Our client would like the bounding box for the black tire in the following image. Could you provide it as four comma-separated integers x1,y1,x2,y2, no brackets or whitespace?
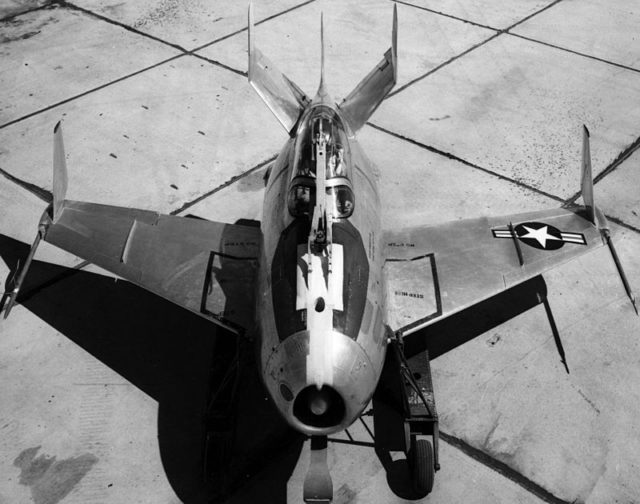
409,438,434,497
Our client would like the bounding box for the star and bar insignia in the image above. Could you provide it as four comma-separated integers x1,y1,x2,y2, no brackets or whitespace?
492,221,587,250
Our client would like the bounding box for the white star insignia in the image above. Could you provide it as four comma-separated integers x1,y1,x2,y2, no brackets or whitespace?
519,225,561,248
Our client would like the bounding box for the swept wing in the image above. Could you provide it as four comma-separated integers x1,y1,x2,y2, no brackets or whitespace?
382,125,638,354
5,123,260,334
43,201,260,335
383,206,604,337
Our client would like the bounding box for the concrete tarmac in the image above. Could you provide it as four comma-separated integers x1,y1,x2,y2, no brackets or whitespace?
1,1,639,503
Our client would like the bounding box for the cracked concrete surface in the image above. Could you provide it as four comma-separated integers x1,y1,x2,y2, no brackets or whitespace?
1,0,639,503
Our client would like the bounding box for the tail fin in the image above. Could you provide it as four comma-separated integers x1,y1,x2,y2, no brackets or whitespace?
1,122,63,318
580,125,609,230
248,3,309,134
581,125,595,224
339,4,398,133
317,12,327,98
582,126,638,314
53,121,68,223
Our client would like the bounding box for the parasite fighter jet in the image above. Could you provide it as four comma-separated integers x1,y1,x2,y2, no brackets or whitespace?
4,5,637,502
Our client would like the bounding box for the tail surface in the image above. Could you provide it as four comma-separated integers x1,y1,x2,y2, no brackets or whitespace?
2,122,63,318
581,125,595,224
581,126,637,314
53,121,68,223
338,4,398,133
247,3,310,134
247,4,398,135
317,12,328,98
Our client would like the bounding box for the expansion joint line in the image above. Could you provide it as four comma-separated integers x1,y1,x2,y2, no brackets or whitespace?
367,122,563,203
170,153,277,216
564,133,640,206
0,0,318,130
55,0,188,52
386,0,566,100
0,2,53,23
368,123,640,235
386,32,501,99
0,53,184,131
502,0,565,32
439,430,574,504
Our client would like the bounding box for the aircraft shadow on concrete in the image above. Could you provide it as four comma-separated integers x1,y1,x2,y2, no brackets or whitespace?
0,233,304,504
406,273,555,360
345,274,558,500
1,231,560,503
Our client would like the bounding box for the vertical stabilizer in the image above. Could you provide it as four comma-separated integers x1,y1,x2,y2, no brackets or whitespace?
581,125,595,224
581,126,637,314
53,121,68,222
317,12,328,98
391,3,398,81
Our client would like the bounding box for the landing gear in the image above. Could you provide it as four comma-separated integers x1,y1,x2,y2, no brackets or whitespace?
408,436,434,497
372,339,439,499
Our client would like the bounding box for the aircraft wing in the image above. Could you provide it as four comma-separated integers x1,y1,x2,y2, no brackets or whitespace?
42,201,260,335
383,206,605,338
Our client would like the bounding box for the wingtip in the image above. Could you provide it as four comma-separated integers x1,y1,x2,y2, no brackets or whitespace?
248,2,254,31
392,4,398,43
390,3,398,82
54,120,62,134
583,124,590,137
247,2,255,75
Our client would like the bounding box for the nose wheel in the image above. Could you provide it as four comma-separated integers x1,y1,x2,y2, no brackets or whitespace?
409,436,435,497
304,435,333,503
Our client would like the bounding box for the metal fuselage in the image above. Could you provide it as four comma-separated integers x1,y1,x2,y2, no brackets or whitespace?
257,93,388,436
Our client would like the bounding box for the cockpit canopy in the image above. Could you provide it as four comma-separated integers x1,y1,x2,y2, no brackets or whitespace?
287,106,355,219
288,181,354,219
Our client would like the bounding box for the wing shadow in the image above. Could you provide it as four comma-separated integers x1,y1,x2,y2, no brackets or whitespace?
404,275,551,360
0,233,303,504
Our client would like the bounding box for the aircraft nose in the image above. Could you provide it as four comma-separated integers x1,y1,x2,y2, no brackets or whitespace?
293,385,346,429
264,330,378,436
310,389,329,415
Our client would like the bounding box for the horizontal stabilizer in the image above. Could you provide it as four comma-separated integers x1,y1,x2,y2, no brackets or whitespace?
248,3,309,134
339,4,397,133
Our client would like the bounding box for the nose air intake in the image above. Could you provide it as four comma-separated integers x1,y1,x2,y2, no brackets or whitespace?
293,386,346,429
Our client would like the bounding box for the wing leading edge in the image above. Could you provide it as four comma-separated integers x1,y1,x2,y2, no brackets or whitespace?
42,201,260,335
383,206,604,337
